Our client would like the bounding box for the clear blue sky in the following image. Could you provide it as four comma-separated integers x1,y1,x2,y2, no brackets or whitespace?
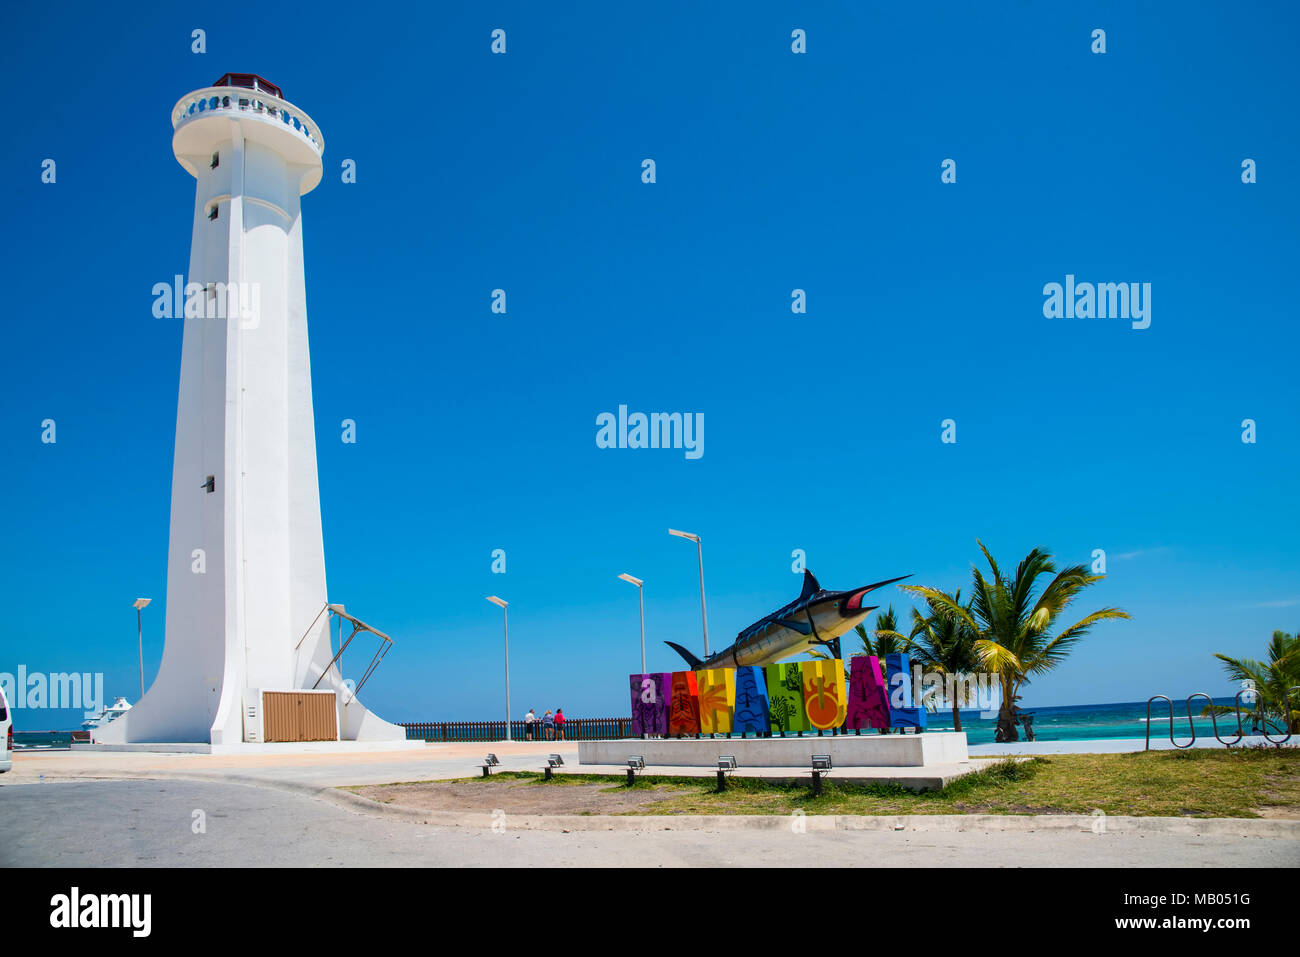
2,1,1297,728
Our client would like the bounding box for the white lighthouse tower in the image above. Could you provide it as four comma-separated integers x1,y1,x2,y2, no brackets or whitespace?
97,75,404,746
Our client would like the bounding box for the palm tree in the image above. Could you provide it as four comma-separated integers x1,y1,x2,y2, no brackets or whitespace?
905,541,1130,742
1202,630,1300,734
902,588,980,731
854,605,909,660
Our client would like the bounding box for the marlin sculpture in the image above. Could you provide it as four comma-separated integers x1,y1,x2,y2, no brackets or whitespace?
665,570,911,670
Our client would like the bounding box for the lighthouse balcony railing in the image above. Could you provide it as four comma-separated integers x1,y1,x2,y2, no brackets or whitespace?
171,87,324,154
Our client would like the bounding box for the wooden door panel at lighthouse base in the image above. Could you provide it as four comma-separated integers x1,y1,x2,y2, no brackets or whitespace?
629,673,671,736
262,691,338,742
668,671,701,737
764,662,809,734
732,665,770,735
800,660,847,731
696,668,735,735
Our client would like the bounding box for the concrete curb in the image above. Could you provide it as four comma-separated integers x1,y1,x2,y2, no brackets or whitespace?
323,795,1300,838
12,768,1299,838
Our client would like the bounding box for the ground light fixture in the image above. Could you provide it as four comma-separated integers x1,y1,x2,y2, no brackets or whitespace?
811,754,833,796
668,528,710,657
485,596,510,741
717,754,737,791
481,753,500,777
132,598,152,698
626,755,645,786
617,573,647,673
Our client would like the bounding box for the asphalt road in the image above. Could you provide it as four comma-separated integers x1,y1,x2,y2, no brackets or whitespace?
3,779,1296,867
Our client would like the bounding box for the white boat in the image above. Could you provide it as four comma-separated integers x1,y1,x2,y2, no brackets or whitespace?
81,696,132,730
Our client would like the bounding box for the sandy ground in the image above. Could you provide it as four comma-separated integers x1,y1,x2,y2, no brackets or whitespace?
351,778,668,815
349,777,1300,820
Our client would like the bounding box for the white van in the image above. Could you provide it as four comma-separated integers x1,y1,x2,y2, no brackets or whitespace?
0,684,11,772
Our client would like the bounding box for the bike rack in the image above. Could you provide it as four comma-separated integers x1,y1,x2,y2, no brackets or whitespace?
1145,688,1298,750
1145,695,1195,750
1185,692,1243,747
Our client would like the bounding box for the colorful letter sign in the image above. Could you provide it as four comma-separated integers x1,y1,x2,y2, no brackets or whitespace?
668,670,701,737
885,652,927,730
732,666,770,736
626,656,933,736
764,662,810,734
800,659,847,730
696,668,735,735
629,672,671,736
846,654,891,730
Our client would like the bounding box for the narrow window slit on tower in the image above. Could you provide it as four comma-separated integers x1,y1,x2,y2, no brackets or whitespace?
208,205,219,221
202,475,215,493
210,152,219,169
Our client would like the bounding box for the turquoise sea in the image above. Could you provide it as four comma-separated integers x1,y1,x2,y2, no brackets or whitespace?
929,697,1272,745
10,730,84,750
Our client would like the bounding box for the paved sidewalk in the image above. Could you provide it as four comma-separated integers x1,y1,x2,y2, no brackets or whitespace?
8,741,996,790
3,740,574,788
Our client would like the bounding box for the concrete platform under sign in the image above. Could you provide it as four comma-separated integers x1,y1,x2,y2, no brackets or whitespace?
578,732,969,768
555,759,989,790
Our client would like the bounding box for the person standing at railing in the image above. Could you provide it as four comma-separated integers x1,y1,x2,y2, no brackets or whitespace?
524,708,536,741
555,708,566,741
542,709,555,740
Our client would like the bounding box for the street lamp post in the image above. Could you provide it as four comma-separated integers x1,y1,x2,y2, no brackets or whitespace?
668,529,710,657
617,574,646,673
132,598,151,698
486,596,510,741
670,530,712,657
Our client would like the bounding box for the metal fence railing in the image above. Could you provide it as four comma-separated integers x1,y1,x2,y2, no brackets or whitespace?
401,717,632,743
